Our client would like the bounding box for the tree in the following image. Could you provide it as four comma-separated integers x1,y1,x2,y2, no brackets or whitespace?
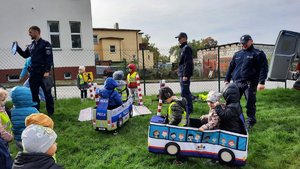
142,34,160,67
168,37,218,61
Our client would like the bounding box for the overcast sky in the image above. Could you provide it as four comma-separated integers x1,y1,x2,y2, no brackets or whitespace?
91,0,300,54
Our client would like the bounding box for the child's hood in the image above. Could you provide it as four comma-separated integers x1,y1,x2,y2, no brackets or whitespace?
10,86,36,107
116,80,126,90
104,77,118,90
222,83,240,104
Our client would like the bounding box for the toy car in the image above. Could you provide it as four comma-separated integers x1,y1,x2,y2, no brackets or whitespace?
148,116,248,166
92,97,133,131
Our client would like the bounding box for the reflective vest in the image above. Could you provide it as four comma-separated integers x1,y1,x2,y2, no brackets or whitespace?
168,102,187,127
78,74,85,85
127,72,138,88
0,111,12,136
115,86,128,102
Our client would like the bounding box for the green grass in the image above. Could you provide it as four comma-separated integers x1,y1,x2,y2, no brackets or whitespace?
9,88,300,169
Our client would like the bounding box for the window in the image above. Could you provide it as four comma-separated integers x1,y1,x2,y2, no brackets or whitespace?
64,72,72,79
110,45,116,53
7,74,20,82
93,35,98,45
70,22,81,48
48,21,60,48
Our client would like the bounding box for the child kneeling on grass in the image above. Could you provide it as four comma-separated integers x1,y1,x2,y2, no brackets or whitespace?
159,86,188,127
0,88,13,169
96,77,122,110
12,124,63,169
198,91,222,132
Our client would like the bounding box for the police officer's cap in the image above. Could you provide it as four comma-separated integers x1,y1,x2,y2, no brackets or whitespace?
159,87,174,101
175,32,188,39
240,34,252,44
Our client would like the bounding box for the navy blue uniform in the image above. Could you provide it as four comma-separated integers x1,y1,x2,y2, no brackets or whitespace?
225,45,268,125
178,42,194,115
16,38,54,115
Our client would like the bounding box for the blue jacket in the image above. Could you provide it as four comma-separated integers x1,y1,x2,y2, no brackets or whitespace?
225,45,268,84
20,57,31,78
96,78,122,109
10,86,39,141
178,42,194,77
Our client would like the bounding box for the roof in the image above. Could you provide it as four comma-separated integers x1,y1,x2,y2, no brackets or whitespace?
99,37,124,40
93,28,141,32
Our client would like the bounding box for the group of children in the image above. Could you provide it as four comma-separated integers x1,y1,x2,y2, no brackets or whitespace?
158,83,246,134
0,87,63,169
77,63,140,109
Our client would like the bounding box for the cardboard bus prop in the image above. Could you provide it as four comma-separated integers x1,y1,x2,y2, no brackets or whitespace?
148,116,249,166
92,97,133,131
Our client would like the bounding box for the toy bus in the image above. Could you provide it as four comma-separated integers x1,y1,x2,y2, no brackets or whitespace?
92,97,133,131
148,116,248,166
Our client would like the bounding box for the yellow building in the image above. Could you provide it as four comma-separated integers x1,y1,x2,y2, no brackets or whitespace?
93,25,154,69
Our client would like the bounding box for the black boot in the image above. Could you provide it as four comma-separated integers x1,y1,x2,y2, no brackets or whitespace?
293,77,300,90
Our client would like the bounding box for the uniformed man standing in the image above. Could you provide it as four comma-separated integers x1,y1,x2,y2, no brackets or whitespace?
16,26,54,115
175,32,194,116
225,34,268,129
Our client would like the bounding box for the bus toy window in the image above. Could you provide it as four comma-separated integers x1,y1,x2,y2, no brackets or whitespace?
219,133,238,149
169,128,187,142
187,130,202,143
238,137,247,151
202,131,219,144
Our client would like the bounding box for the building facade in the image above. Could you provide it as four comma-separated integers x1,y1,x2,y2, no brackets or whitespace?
0,0,94,83
93,25,154,69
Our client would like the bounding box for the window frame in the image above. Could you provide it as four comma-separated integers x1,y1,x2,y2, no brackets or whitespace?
69,21,82,49
47,21,61,49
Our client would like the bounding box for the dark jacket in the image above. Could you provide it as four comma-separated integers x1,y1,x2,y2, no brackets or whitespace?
168,97,187,125
12,152,63,169
0,138,13,169
178,42,194,77
16,38,53,73
96,77,123,109
225,45,268,84
215,83,246,134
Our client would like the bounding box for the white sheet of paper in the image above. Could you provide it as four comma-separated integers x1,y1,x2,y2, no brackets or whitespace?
132,105,152,117
78,107,93,121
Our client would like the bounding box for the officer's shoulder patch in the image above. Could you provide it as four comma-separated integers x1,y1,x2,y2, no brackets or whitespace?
46,49,52,55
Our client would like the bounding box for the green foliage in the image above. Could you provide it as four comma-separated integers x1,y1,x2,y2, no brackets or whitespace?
169,37,218,61
9,88,300,169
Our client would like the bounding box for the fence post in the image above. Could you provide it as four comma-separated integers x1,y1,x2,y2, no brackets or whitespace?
139,43,148,96
217,46,221,92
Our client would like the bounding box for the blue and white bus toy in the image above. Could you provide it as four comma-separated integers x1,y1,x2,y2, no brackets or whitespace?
92,97,133,131
148,116,248,166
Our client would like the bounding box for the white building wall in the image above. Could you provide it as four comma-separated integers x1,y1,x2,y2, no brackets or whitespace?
0,0,94,69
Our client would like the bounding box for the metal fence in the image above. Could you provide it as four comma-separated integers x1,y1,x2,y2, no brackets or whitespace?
0,47,294,100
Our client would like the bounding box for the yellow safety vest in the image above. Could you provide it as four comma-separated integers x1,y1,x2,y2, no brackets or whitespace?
0,111,12,135
168,102,187,127
115,86,128,102
127,72,137,88
78,74,85,85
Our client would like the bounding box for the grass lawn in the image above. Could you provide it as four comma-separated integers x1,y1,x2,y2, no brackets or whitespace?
9,88,300,169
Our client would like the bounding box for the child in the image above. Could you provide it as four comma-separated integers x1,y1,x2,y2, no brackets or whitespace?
77,66,89,102
198,91,222,132
0,88,13,169
12,124,63,169
10,86,39,150
214,83,246,134
126,63,139,101
20,57,45,101
96,77,122,110
159,86,187,127
113,70,129,102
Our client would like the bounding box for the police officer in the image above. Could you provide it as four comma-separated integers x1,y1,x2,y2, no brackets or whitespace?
16,26,54,115
225,34,268,128
175,32,194,116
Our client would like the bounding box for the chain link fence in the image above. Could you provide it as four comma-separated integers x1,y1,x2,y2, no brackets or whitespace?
0,45,294,100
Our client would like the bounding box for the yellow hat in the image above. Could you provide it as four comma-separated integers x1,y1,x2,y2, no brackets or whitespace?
25,113,54,129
